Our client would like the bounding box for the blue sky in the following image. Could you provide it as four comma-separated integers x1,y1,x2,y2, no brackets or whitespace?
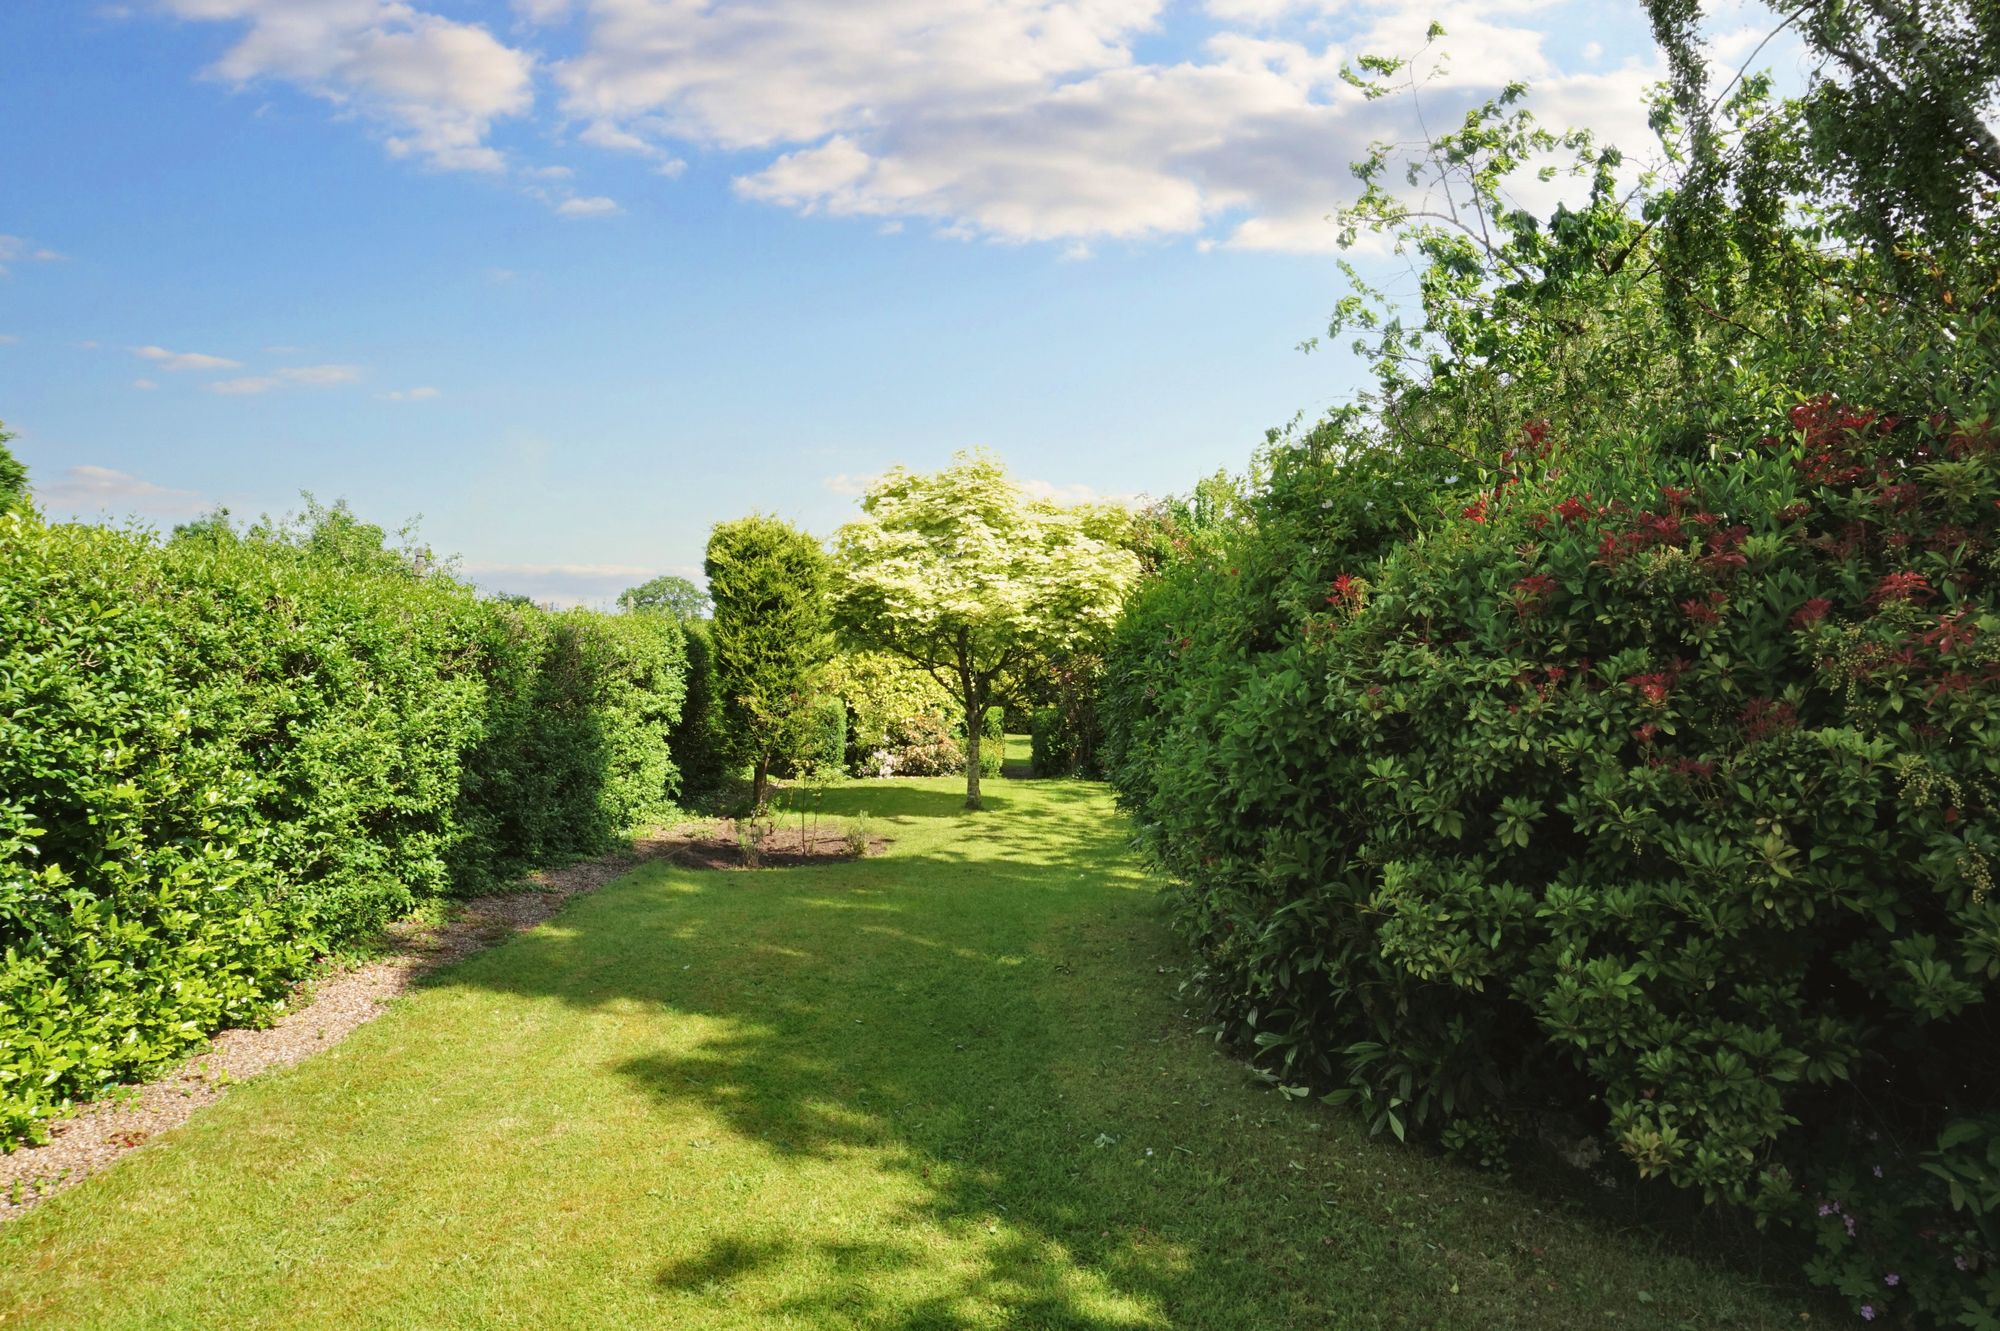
0,0,1788,603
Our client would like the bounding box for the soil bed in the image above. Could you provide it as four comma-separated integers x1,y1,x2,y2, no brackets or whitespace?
656,819,891,870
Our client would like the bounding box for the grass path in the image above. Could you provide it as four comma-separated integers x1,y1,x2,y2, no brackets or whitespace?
0,774,1803,1329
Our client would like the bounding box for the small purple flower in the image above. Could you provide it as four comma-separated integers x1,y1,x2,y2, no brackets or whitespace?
1884,1274,1900,1287
1872,1165,1884,1178
1819,1201,1838,1216
1844,1215,1858,1236
1860,1305,1877,1322
1956,1256,1970,1272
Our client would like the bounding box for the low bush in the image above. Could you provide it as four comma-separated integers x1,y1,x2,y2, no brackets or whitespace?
973,705,1004,778
824,651,959,777
0,508,687,1147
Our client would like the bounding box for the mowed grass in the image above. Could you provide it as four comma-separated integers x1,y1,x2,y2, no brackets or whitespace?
0,767,1806,1330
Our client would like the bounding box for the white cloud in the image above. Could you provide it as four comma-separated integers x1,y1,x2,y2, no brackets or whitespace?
1019,476,1141,507
0,334,18,345
154,0,535,172
142,0,1688,252
0,235,63,276
37,465,207,517
384,385,442,401
210,375,281,394
460,559,681,608
205,363,364,394
543,0,1665,251
276,363,363,385
822,472,882,497
135,344,242,371
132,378,160,390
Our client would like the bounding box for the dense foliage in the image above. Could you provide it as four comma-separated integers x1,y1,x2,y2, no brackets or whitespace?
1103,34,2000,1328
0,507,687,1148
705,515,835,805
670,617,728,801
823,650,962,777
833,452,1138,808
0,424,24,512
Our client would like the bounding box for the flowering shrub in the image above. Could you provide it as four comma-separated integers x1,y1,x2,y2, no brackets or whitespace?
1104,401,2000,1325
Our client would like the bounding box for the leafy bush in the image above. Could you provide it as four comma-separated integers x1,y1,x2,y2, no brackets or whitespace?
1029,655,1107,778
670,618,728,802
808,695,846,774
972,705,1004,778
0,508,687,1147
823,650,958,776
0,422,24,512
1105,394,2000,1325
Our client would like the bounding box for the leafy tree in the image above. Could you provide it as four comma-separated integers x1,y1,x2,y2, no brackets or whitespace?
618,573,710,621
704,514,834,806
247,494,444,579
0,421,26,512
831,452,1139,810
1646,0,1998,285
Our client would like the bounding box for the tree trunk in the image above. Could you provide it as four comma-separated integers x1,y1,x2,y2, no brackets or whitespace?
963,701,983,811
753,754,770,809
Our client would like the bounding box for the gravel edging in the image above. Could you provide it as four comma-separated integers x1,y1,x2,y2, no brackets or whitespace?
0,839,672,1220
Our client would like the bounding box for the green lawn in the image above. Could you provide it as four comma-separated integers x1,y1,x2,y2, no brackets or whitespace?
0,773,1804,1330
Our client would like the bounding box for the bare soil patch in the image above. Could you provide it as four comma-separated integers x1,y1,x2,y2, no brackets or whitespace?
656,818,891,870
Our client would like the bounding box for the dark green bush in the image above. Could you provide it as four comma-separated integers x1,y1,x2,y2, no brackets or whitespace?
1104,395,2000,1324
0,510,687,1147
809,694,846,774
1028,655,1106,778
670,618,728,801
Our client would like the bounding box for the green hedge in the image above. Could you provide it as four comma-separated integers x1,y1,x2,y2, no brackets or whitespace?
1103,402,2000,1324
669,618,727,801
975,705,1004,778
0,513,686,1147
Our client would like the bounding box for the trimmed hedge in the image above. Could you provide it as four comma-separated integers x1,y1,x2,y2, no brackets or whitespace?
0,513,686,1146
1104,402,2000,1324
670,618,728,801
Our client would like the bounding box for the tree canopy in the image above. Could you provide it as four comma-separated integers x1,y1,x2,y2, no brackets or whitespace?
0,422,26,512
618,573,710,621
832,452,1139,809
705,514,834,806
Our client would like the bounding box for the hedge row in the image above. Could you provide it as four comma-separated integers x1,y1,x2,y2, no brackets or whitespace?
1102,402,2000,1324
0,513,686,1146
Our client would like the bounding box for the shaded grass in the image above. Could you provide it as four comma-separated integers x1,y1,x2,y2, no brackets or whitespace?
0,774,1807,1329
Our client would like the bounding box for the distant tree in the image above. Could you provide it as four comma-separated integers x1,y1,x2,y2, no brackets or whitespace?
0,421,26,511
704,515,834,806
171,505,237,543
831,451,1140,810
618,573,710,621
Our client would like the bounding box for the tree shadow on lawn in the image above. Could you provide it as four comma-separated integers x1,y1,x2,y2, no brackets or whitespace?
422,783,1810,1330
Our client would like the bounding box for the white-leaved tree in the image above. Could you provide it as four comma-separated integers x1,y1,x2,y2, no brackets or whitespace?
832,452,1139,809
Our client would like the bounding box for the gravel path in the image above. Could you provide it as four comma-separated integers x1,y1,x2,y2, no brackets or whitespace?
0,840,671,1220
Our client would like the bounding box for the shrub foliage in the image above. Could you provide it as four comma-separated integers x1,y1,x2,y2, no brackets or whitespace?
0,509,686,1147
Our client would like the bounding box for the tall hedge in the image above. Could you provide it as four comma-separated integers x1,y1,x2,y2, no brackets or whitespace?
0,512,686,1146
1103,400,2000,1323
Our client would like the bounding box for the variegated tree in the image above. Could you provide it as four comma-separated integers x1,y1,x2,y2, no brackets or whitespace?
831,452,1139,809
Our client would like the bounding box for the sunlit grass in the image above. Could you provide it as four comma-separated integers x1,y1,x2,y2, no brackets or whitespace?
0,771,1807,1329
